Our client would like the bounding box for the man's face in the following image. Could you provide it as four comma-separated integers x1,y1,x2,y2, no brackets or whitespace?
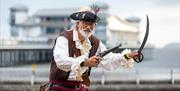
77,21,96,39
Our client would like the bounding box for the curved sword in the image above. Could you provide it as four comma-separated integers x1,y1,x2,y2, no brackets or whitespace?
134,15,149,63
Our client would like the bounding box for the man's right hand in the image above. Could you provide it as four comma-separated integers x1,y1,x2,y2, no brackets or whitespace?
84,56,100,67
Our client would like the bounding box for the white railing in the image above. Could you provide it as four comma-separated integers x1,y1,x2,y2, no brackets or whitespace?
90,68,180,85
0,68,179,86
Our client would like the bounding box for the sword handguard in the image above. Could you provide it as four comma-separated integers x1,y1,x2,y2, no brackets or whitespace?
134,52,144,63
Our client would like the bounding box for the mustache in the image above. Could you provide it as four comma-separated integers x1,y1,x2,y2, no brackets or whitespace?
83,29,91,32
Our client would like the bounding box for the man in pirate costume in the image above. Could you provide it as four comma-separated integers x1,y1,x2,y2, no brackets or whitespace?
48,5,139,91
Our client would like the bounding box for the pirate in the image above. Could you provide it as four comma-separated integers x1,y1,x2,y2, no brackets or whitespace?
47,6,139,91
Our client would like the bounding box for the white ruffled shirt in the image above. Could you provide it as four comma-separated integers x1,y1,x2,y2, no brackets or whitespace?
53,29,134,81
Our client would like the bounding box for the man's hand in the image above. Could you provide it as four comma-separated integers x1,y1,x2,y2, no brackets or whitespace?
84,56,100,67
127,51,139,59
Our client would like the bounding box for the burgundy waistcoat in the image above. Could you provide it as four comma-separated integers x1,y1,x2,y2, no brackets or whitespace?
49,30,99,82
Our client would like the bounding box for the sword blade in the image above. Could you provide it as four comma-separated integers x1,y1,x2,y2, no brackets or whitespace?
138,15,149,52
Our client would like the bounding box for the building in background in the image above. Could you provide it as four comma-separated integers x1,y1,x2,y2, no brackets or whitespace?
107,15,140,48
8,2,140,47
9,4,46,45
9,4,75,45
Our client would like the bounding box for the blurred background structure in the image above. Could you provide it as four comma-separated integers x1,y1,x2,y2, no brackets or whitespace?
0,0,180,91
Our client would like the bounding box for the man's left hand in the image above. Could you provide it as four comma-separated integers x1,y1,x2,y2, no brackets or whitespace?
127,51,139,59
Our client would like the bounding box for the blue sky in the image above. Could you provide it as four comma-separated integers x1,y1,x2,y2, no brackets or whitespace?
0,0,179,48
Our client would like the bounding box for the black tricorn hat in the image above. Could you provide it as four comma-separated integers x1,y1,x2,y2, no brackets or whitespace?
70,11,100,23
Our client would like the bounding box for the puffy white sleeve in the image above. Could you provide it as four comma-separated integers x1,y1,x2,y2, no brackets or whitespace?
53,36,88,72
97,42,135,70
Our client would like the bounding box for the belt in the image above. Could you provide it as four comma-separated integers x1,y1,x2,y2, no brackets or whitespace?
49,82,81,89
49,80,83,89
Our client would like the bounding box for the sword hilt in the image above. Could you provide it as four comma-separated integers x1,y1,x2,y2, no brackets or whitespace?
134,52,143,63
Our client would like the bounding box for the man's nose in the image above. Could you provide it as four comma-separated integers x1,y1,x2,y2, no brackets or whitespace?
86,26,93,32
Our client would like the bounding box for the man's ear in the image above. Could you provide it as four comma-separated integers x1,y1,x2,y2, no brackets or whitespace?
76,21,80,30
76,22,79,25
76,21,80,25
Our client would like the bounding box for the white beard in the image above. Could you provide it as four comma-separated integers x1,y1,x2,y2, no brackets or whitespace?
79,29,92,39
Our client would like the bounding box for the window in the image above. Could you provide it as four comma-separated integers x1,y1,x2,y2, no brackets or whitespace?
46,27,55,34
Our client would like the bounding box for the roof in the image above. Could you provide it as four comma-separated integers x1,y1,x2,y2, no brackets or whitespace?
107,16,139,32
126,16,141,23
39,21,67,28
10,4,28,11
34,8,78,17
